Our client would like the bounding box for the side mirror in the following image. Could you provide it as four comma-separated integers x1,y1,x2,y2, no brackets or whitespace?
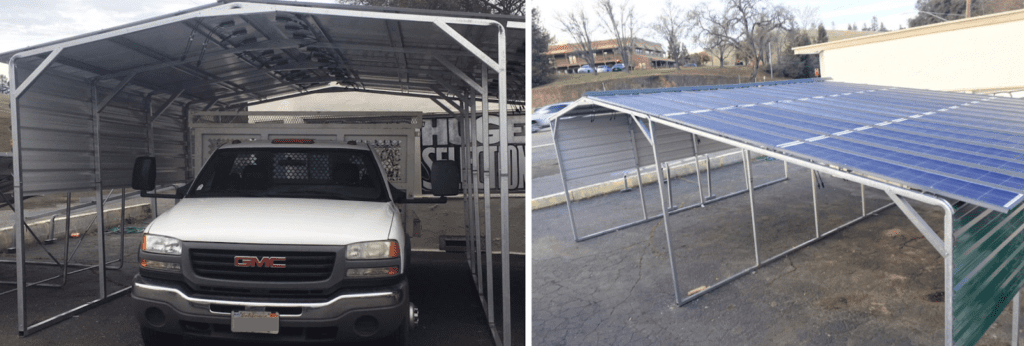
133,156,180,199
389,183,407,203
132,157,156,191
430,160,459,197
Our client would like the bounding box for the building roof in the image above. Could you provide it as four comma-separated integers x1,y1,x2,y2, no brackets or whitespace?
795,8,1024,54
545,38,664,55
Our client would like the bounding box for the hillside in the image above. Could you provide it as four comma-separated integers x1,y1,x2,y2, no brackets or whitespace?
533,66,792,107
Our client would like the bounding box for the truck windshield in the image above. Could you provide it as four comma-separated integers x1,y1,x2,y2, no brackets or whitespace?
187,148,389,202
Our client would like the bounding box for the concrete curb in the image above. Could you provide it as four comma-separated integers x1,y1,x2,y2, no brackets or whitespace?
0,203,153,251
532,153,746,210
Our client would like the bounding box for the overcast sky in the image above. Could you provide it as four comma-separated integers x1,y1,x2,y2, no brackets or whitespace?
535,0,919,51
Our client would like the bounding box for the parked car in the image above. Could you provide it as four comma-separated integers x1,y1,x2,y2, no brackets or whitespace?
683,63,698,67
611,63,626,71
532,102,571,132
596,65,610,73
577,65,594,73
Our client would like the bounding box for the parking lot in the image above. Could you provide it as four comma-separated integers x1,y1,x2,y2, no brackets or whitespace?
532,153,1022,345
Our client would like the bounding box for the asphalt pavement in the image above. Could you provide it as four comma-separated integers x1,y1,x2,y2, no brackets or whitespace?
0,205,525,345
532,159,1023,346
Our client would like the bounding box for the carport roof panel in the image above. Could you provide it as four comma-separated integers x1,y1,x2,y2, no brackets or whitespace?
1,0,525,108
573,79,1024,212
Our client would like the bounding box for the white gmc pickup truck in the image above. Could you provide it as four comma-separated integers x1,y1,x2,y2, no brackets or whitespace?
129,139,457,345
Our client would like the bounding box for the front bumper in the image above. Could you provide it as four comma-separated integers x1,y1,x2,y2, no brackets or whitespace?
132,275,408,343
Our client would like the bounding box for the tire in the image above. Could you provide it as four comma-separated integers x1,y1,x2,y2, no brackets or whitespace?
140,327,182,346
384,318,410,346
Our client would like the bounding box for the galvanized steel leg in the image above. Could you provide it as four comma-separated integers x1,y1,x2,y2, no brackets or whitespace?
664,162,673,208
471,100,482,295
812,171,820,238
647,117,683,304
742,150,760,265
498,29,511,346
92,85,107,299
861,184,866,217
629,125,648,219
1013,291,1020,346
551,119,580,241
481,65,494,326
943,202,954,346
692,134,705,207
705,154,715,199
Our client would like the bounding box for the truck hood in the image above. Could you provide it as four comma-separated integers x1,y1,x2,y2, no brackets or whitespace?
146,197,397,245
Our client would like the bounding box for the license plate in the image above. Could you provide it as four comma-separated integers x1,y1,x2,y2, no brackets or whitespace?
231,311,279,334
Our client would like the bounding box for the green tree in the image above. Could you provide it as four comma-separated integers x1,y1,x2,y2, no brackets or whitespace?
0,75,8,95
816,23,827,43
531,8,554,86
778,30,817,78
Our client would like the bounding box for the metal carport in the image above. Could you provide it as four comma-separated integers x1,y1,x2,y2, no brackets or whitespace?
549,79,1024,346
0,1,524,344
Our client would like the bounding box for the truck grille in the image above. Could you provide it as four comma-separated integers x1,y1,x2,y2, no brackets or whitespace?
189,249,335,282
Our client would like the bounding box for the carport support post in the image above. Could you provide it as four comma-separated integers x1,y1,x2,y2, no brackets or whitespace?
481,64,494,325
1013,291,1020,346
92,85,107,298
10,54,27,335
147,100,158,216
691,134,705,207
552,119,580,241
470,98,482,294
742,150,760,265
498,25,512,346
812,170,820,238
646,116,683,304
629,124,648,219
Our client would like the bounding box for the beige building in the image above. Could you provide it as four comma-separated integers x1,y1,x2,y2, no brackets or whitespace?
794,9,1024,95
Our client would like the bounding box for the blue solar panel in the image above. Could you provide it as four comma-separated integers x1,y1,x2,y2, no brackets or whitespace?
580,80,1024,212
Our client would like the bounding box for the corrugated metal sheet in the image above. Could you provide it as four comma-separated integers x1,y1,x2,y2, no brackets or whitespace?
952,202,1024,346
573,80,1024,213
4,0,523,193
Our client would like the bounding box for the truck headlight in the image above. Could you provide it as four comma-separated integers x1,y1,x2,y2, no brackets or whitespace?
142,234,182,255
346,240,399,259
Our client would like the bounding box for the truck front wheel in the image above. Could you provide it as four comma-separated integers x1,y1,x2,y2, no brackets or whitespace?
383,318,409,346
140,326,182,346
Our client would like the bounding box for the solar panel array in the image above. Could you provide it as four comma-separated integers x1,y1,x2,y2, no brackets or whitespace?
586,80,1024,212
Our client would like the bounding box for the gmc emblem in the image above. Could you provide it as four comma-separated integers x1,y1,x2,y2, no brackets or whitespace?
234,256,286,268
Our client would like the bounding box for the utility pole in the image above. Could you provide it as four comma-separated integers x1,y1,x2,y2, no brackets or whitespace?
769,42,773,79
966,0,971,17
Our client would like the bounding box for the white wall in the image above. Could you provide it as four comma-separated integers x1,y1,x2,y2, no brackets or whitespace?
807,12,1024,94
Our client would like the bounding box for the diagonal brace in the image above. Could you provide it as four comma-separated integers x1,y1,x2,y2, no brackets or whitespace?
434,56,484,95
434,21,500,72
95,72,137,114
886,190,949,258
13,48,63,98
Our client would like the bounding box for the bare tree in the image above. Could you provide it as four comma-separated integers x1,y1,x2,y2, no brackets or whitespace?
651,0,687,69
556,6,600,75
0,75,9,95
690,0,793,81
793,5,820,30
596,0,641,73
688,2,734,68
